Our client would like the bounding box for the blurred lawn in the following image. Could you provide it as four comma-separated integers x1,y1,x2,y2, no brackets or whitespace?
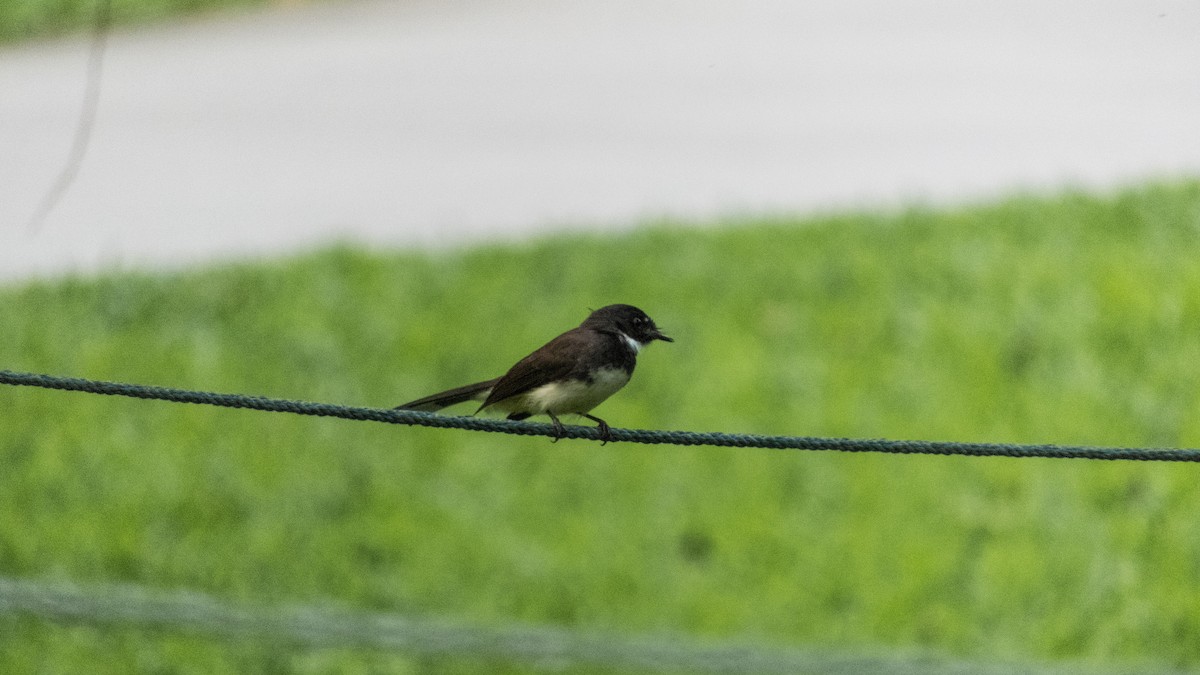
3,181,1200,672
0,0,274,43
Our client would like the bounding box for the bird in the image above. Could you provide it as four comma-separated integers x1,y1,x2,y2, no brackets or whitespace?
396,304,672,442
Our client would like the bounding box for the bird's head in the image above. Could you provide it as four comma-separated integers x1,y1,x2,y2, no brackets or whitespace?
583,304,673,348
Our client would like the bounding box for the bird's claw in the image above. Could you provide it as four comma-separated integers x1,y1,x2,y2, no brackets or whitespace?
582,414,612,445
549,414,567,442
596,421,612,445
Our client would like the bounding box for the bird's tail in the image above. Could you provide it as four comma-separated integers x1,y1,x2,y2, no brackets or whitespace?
394,378,500,412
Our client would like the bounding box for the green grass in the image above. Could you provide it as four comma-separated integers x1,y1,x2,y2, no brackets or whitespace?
4,180,1200,672
0,0,273,44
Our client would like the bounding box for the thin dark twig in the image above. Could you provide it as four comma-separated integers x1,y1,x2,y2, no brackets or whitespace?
26,0,113,234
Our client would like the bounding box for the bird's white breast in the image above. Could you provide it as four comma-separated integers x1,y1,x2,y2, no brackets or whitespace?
518,367,631,415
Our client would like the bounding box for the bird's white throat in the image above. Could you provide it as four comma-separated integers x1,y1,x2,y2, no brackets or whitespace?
618,331,642,354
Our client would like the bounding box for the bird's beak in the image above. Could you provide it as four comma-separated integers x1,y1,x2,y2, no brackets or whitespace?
652,329,674,343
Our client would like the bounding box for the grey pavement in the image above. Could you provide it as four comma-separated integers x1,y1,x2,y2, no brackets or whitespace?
2,0,1199,281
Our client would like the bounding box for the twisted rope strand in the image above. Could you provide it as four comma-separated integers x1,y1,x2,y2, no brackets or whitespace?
2,369,1198,462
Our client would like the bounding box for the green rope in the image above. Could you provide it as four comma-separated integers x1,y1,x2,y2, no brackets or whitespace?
0,576,1045,674
2,369,1198,462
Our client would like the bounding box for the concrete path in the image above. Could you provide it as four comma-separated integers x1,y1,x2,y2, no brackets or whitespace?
2,0,1199,281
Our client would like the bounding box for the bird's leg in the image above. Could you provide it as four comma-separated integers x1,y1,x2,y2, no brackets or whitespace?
581,414,612,445
547,411,567,442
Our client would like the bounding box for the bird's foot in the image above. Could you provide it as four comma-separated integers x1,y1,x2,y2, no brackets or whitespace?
548,412,567,442
583,414,612,445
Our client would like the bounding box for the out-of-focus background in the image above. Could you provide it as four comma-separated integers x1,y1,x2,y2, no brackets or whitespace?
3,0,1199,279
3,1,1200,672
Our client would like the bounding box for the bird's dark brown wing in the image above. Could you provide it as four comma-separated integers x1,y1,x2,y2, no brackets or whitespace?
479,329,591,410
